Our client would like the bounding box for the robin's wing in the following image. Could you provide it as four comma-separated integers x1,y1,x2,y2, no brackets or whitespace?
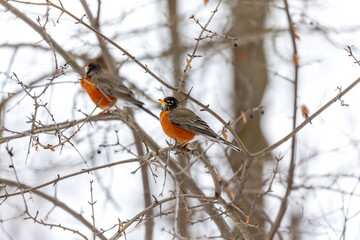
169,107,241,151
91,72,144,107
168,107,218,139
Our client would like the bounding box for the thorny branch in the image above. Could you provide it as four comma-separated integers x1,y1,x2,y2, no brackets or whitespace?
6,145,89,239
0,179,107,240
1,0,360,239
177,0,223,90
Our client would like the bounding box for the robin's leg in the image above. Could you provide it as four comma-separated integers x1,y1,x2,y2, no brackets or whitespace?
101,109,112,118
175,141,193,155
100,102,116,118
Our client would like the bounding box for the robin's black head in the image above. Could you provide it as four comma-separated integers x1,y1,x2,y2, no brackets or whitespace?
85,62,102,77
159,96,179,111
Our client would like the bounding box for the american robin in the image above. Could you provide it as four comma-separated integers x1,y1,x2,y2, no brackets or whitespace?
81,62,158,119
159,96,241,152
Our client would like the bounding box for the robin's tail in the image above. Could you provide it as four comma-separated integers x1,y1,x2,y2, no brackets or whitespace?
222,140,241,152
210,137,241,152
139,105,159,120
206,136,241,152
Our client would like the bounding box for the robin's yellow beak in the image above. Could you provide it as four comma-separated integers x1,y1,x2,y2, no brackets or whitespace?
84,65,89,70
158,99,167,105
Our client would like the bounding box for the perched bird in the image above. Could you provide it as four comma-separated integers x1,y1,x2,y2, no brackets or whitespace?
80,62,158,119
159,96,241,152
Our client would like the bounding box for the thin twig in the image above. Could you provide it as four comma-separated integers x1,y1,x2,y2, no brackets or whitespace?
255,77,360,158
0,0,82,73
267,1,299,238
0,178,107,240
177,0,223,90
89,180,97,240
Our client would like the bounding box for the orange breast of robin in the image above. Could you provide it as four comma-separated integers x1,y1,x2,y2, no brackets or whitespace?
160,111,196,143
80,77,117,110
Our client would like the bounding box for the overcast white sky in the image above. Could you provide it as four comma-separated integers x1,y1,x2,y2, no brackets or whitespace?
1,0,360,239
